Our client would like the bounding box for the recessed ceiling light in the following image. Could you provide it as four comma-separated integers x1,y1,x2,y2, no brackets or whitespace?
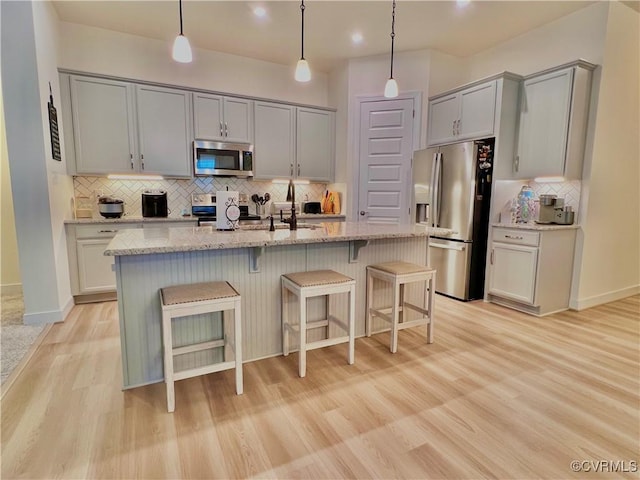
351,32,363,44
253,6,267,18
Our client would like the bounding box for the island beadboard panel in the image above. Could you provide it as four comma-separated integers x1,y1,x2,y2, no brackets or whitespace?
74,176,327,218
115,236,428,389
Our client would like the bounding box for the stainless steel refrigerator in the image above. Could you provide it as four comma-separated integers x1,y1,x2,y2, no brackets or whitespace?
413,138,494,301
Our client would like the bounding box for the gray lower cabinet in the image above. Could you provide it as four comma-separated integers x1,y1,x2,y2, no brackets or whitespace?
487,227,577,316
66,221,196,301
62,74,192,177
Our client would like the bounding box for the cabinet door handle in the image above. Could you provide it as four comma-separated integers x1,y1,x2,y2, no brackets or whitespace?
290,163,294,176
456,119,461,135
98,229,118,233
220,121,223,137
224,122,228,137
130,153,134,169
452,120,456,136
490,249,494,264
505,235,524,240
297,164,301,176
514,155,519,172
140,153,144,170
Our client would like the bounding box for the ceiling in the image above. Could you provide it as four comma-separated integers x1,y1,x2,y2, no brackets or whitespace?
52,1,600,72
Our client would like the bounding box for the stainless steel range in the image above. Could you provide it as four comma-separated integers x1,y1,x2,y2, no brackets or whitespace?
191,193,261,226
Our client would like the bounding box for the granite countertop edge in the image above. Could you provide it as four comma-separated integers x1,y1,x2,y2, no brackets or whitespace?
105,223,455,256
492,222,580,231
66,214,347,224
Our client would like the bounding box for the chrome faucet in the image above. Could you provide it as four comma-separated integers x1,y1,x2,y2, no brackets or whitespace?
282,179,297,230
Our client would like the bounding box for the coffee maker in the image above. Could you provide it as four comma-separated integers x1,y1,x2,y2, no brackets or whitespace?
142,189,169,217
537,194,575,225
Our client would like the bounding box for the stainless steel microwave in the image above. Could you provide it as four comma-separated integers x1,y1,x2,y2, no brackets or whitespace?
193,140,253,177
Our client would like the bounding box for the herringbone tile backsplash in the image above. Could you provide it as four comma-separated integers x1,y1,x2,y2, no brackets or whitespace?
529,179,581,211
74,176,327,217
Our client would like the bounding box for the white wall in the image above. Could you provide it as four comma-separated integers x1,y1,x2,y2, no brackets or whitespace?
426,50,469,97
467,2,608,79
465,1,639,308
337,49,432,218
572,1,640,307
1,0,67,323
58,22,329,107
32,0,74,314
0,82,22,293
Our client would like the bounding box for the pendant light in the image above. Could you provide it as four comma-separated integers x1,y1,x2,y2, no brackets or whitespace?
384,0,399,98
294,0,311,82
172,0,192,63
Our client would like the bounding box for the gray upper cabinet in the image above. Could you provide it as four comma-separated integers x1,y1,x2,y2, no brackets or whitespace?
69,76,137,175
136,85,192,177
65,74,192,177
514,61,595,180
254,102,296,179
254,102,334,182
296,108,334,182
427,80,497,146
193,93,253,143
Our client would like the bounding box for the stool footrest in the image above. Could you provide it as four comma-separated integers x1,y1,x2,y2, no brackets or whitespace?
403,301,430,317
173,360,236,382
306,335,350,352
369,317,430,336
172,339,225,357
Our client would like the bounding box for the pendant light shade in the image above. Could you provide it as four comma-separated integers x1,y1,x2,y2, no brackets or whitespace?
172,0,192,63
384,78,399,98
384,0,399,98
172,35,192,63
295,59,311,82
295,0,311,82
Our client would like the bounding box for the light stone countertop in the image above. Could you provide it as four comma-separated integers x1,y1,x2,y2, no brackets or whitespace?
65,214,346,225
65,216,198,225
105,222,455,256
492,222,580,231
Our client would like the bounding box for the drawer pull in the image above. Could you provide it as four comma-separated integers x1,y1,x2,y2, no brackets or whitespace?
505,235,523,240
98,229,118,233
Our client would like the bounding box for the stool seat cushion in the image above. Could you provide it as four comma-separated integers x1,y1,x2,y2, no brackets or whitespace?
368,261,435,276
283,270,354,288
161,281,239,306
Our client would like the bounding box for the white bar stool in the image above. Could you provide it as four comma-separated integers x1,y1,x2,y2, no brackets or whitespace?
281,270,356,378
160,281,242,413
366,261,436,353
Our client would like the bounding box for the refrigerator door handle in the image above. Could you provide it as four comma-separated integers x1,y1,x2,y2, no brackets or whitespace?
430,242,466,252
434,153,442,227
429,152,438,227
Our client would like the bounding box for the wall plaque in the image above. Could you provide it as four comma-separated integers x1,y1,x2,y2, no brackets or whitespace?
48,82,61,161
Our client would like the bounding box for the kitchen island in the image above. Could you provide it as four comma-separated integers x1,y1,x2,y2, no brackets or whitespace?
105,222,451,389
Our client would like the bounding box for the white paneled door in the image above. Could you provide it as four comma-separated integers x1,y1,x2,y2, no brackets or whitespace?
358,98,414,224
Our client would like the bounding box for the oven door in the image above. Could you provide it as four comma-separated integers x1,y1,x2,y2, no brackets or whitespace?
193,140,253,177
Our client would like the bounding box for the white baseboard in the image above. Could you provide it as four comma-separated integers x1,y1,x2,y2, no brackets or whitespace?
22,296,75,325
570,285,640,311
1,283,23,295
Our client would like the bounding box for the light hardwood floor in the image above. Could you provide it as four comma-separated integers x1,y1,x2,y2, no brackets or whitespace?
1,295,638,479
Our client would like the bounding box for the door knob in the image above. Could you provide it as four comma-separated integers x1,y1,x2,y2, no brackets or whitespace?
359,211,366,216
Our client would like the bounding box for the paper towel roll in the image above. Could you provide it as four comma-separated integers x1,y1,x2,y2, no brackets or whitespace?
216,191,240,230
